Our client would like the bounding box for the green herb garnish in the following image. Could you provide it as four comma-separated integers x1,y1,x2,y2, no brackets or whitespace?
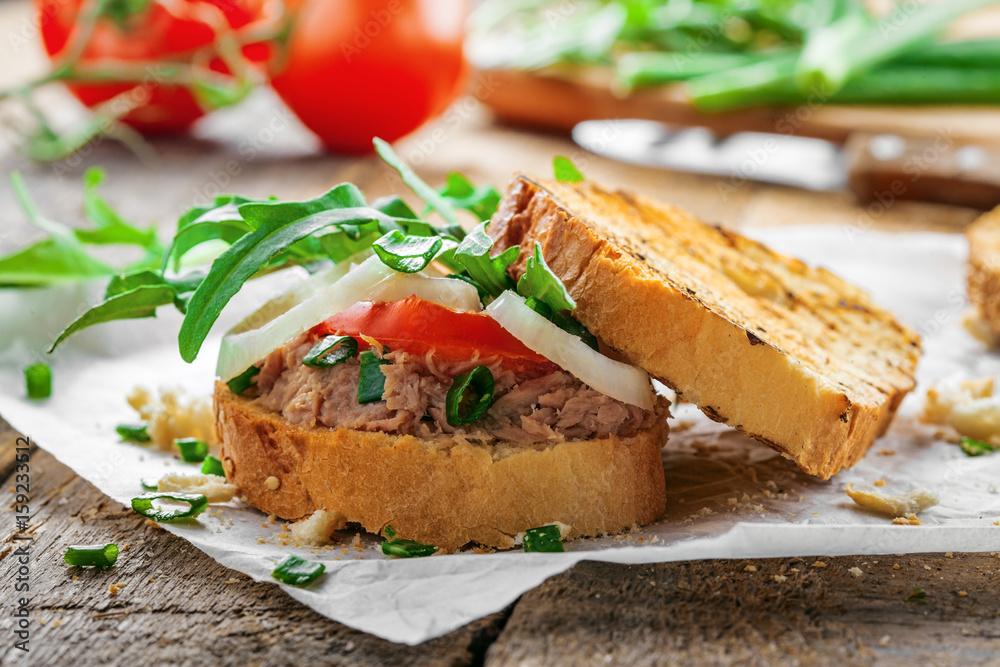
200,455,225,477
381,531,437,558
446,366,495,427
373,138,462,237
175,438,209,463
24,363,52,400
553,155,585,183
523,525,565,553
131,492,208,522
517,243,576,313
437,171,502,222
372,230,443,273
64,543,119,568
357,349,390,404
226,365,260,395
272,554,326,586
960,437,998,457
452,222,518,299
116,423,151,443
302,335,358,368
905,588,928,604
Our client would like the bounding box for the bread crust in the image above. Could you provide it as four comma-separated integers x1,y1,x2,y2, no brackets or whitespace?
489,176,921,480
967,205,1000,335
215,382,668,551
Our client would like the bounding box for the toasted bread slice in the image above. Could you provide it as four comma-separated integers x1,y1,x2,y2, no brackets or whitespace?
215,383,668,551
489,176,921,479
967,205,1000,336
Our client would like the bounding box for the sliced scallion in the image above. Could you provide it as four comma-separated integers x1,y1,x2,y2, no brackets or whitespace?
24,363,51,400
226,364,260,395
523,525,564,553
200,455,225,476
960,437,998,457
446,366,494,427
64,543,119,567
140,477,158,491
357,349,390,404
131,492,208,522
117,423,151,443
271,554,326,586
175,437,209,463
302,335,357,368
381,537,436,558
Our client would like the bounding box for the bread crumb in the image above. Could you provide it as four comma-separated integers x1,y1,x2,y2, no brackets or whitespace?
157,472,236,503
267,514,277,524
744,564,757,572
846,484,938,518
127,386,216,451
873,479,886,487
773,574,787,583
226,577,239,584
341,548,349,555
924,565,932,570
789,568,799,574
892,513,922,526
812,561,827,568
351,533,363,548
958,590,968,597
879,635,891,647
945,552,954,558
148,577,154,583
877,449,896,456
920,377,1000,445
893,563,900,569
849,567,863,577
108,583,122,596
265,476,280,491
72,576,78,581
52,619,62,628
290,510,347,546
257,538,266,544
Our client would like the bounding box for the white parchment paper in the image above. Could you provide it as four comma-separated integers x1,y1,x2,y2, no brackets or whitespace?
1,227,999,645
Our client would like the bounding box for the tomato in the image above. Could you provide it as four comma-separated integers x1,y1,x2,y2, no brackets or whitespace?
269,0,468,154
312,297,558,375
35,0,268,133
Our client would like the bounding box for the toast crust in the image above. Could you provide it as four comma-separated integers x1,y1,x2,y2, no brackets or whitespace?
967,205,1000,335
489,176,921,479
215,382,668,551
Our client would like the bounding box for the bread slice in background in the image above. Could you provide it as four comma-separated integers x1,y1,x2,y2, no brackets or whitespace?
967,205,1000,337
489,176,921,480
215,383,668,551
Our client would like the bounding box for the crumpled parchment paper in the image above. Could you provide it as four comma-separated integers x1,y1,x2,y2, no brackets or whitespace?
1,227,998,645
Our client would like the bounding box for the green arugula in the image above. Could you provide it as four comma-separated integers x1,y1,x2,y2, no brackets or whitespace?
517,243,576,312
553,155,585,183
372,230,443,273
452,222,518,298
437,171,502,222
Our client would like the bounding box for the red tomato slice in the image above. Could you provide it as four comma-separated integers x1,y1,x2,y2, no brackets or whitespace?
312,297,557,376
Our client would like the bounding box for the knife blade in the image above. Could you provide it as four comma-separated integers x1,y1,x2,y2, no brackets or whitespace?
572,119,1000,209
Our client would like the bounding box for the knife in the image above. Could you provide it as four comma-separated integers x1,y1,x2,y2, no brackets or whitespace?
572,119,1000,209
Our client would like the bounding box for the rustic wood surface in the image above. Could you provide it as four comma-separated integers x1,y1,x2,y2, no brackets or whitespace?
1,1,999,664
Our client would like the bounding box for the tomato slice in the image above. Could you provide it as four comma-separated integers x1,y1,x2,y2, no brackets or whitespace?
312,297,557,376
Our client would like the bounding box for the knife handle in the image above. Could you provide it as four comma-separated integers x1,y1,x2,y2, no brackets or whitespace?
844,131,1000,210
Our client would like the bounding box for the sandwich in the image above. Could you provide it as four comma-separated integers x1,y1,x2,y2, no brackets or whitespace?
213,173,921,552
966,205,1000,340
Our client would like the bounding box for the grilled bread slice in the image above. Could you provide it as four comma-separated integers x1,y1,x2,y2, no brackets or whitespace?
489,176,921,479
967,205,1000,337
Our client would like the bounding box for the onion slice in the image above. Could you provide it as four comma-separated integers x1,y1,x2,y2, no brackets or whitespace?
217,257,481,382
485,291,654,409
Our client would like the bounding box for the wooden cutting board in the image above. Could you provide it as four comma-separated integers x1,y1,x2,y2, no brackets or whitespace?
473,66,1000,145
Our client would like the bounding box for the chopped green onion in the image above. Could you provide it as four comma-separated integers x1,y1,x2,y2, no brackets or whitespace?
446,366,495,427
226,364,260,395
384,524,397,539
523,525,564,553
64,543,119,567
553,155,585,183
140,477,158,491
200,455,225,477
960,437,998,457
271,554,326,586
131,492,208,522
302,335,358,368
357,349,390,404
381,537,436,558
117,423,151,443
175,438,209,463
24,363,51,400
372,230,442,273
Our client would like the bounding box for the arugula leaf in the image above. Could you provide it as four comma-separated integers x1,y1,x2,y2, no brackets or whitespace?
517,243,576,312
553,155,585,183
76,168,163,252
49,284,177,352
105,270,165,298
373,138,463,237
315,224,382,263
437,172,502,222
373,195,419,221
166,218,250,272
238,183,369,228
452,222,518,298
178,206,403,362
372,230,442,273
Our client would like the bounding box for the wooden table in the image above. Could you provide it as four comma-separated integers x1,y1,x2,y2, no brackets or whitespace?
1,2,999,663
